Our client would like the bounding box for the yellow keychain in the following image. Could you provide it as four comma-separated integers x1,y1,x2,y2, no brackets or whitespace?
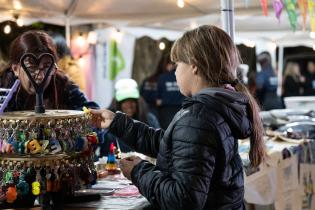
32,181,40,195
83,106,90,115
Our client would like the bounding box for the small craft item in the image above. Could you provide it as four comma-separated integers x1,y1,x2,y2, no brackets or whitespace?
113,185,140,197
106,143,120,175
6,186,17,203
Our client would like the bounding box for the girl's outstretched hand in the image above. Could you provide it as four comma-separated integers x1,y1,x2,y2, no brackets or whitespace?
89,109,115,129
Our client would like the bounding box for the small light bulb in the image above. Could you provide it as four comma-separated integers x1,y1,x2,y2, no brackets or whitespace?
16,18,23,27
87,31,97,44
4,25,11,34
112,29,123,43
13,0,22,10
76,33,85,48
159,42,166,50
78,56,85,66
177,0,185,8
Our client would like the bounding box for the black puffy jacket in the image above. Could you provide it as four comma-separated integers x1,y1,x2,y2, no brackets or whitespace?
109,88,252,210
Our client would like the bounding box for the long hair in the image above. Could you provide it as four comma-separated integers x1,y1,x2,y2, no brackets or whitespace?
283,62,300,82
171,25,266,167
5,30,59,108
9,30,58,65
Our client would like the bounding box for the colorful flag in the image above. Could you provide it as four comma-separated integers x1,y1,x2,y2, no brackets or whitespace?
309,0,315,31
109,40,126,81
284,0,298,31
261,0,269,16
298,0,308,30
273,0,284,21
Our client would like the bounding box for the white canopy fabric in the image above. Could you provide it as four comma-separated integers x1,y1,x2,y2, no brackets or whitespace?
0,0,313,46
0,0,301,30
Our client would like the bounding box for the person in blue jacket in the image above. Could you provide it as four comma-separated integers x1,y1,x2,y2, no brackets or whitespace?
156,56,184,129
255,51,283,110
140,58,168,116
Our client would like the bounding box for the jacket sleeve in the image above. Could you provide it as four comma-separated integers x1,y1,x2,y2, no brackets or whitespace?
108,112,164,158
130,114,218,210
64,80,99,110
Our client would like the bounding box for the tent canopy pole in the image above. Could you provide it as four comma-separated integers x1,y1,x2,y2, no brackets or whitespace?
65,18,71,47
64,0,78,47
220,0,234,41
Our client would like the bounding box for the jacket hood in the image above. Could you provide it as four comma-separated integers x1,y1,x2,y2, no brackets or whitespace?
183,88,252,139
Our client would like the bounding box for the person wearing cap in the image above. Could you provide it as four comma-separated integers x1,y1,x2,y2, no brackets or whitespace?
112,78,160,128
256,51,283,110
99,78,160,155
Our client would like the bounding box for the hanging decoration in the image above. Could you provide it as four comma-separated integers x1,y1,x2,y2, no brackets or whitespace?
260,0,269,16
273,0,285,21
298,0,308,30
284,0,298,31
309,0,315,32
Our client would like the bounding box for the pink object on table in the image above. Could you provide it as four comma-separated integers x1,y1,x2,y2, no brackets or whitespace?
113,185,140,197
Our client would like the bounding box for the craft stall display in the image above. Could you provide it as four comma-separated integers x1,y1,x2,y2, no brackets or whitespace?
0,110,98,208
0,53,98,208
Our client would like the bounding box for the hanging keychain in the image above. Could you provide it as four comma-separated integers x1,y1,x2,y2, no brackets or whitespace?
39,166,47,194
16,168,29,197
5,163,17,203
46,166,53,192
59,127,67,153
6,185,17,203
31,167,41,196
0,130,4,153
27,129,41,154
4,125,16,154
42,121,52,153
0,162,7,202
52,164,61,192
16,130,26,155
4,166,14,185
49,129,62,154
0,186,5,202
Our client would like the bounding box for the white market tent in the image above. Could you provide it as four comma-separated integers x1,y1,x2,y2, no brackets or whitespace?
0,0,312,44
1,0,314,95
